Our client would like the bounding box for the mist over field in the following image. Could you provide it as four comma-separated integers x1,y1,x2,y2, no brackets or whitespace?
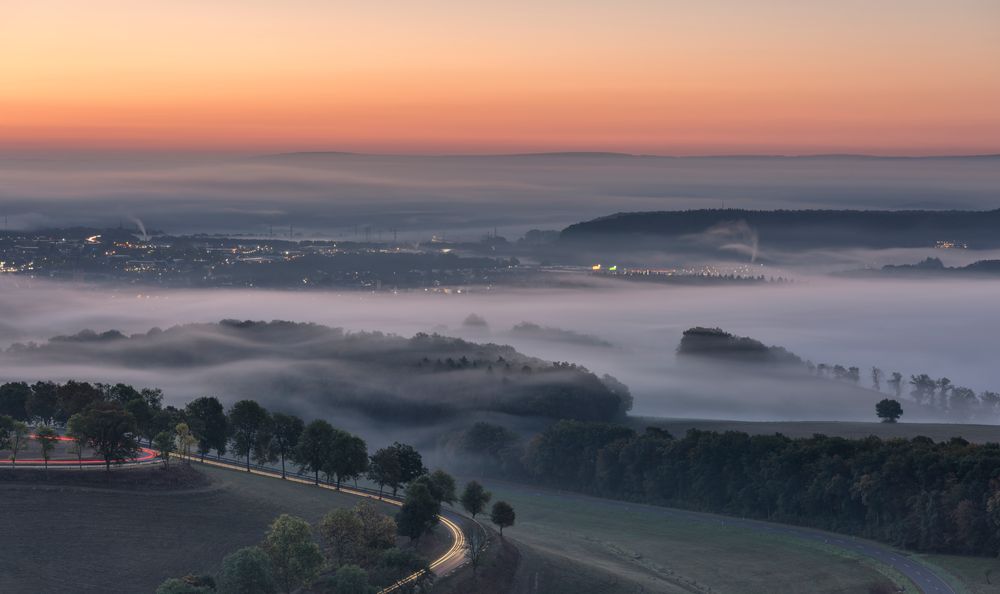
0,275,997,426
2,153,999,238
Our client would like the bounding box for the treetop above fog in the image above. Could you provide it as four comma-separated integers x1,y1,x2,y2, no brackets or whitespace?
4,320,632,424
677,327,802,365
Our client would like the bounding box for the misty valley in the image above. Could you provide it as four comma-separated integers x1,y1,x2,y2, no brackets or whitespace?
3,199,1000,593
7,122,1000,594
5,3,1000,591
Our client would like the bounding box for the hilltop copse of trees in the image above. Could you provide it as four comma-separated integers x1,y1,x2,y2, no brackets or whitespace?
4,320,632,423
452,419,1000,557
677,327,802,364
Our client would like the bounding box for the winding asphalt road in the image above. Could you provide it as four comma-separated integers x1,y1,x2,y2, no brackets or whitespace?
723,516,956,594
189,457,470,593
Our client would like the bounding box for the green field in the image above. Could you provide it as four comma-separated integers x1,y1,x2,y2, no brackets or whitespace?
920,555,1000,594
635,417,1000,443
0,463,448,593
482,480,904,593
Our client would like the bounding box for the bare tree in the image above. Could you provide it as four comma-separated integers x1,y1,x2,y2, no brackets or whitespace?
888,372,903,398
464,525,488,577
871,367,883,392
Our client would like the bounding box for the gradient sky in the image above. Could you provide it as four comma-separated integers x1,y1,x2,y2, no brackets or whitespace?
3,0,998,155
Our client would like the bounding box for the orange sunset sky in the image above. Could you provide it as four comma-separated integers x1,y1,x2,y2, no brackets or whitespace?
2,0,998,155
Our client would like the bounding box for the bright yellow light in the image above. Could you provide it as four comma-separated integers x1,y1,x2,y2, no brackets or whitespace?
591,264,602,271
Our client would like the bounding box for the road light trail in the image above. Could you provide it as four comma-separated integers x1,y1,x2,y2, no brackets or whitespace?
191,456,466,593
15,435,157,466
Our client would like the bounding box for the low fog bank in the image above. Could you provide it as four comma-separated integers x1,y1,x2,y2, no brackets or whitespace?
0,276,998,425
2,153,999,238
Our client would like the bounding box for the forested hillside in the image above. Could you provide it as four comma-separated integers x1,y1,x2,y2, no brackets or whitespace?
4,320,632,423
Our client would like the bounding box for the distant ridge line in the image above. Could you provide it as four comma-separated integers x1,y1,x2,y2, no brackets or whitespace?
258,151,1000,161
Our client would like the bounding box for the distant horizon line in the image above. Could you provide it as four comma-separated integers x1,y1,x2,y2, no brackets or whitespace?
262,150,1000,160
3,148,1000,162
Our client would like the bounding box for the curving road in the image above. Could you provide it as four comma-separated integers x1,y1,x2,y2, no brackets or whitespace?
733,517,957,594
190,456,469,593
11,435,159,466
8,447,470,592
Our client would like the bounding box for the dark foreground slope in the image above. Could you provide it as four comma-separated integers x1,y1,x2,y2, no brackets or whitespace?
0,464,445,594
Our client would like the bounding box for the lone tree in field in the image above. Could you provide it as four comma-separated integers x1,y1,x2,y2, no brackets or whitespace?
153,431,176,467
217,546,277,594
461,481,492,518
35,425,59,474
185,396,229,460
396,481,441,542
73,401,140,472
294,419,336,485
228,400,271,472
876,398,904,423
490,501,515,536
270,412,304,479
261,514,323,594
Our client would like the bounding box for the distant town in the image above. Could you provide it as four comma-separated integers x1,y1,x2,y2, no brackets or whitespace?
0,225,783,290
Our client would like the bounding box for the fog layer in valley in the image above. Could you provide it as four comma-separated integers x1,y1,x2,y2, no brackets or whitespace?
1,276,997,427
2,153,998,238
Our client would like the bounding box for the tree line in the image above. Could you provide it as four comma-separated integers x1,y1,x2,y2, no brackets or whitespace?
806,363,1000,421
454,420,1000,557
1,380,518,588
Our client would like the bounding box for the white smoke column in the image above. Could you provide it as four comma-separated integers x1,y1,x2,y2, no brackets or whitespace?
128,216,149,241
706,219,759,262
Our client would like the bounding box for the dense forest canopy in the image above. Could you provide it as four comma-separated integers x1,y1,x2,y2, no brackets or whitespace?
456,419,1000,557
3,320,632,424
